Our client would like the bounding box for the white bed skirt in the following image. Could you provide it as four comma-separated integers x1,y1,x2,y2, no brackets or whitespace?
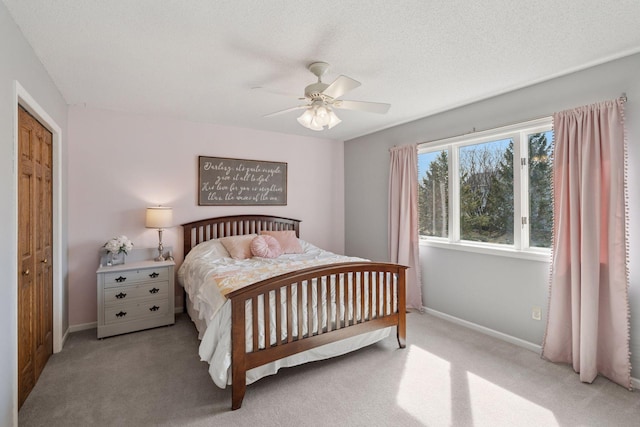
185,293,391,388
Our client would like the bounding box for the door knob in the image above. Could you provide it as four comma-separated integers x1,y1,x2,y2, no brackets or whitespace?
23,269,30,276
42,258,48,264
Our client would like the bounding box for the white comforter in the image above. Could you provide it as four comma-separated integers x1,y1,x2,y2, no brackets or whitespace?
178,239,391,388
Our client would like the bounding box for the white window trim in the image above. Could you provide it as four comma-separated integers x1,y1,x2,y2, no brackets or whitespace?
420,237,551,262
418,117,553,262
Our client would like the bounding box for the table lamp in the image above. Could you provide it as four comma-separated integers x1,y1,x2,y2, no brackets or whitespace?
145,206,173,261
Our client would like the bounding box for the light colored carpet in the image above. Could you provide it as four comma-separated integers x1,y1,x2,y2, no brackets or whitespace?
19,312,640,426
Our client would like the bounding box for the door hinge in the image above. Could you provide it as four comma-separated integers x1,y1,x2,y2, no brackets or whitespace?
521,158,527,166
522,217,528,226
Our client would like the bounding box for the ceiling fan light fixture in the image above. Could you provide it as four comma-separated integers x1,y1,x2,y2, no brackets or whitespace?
297,108,314,128
327,110,341,129
308,120,323,131
297,104,341,131
297,108,323,131
314,105,330,126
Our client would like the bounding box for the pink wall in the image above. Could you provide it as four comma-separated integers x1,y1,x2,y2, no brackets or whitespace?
67,106,345,326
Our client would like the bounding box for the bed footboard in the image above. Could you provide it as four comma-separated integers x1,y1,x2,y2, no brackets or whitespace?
227,262,407,410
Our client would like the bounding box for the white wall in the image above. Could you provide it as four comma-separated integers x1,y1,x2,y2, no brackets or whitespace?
0,3,69,426
67,106,344,325
345,53,640,377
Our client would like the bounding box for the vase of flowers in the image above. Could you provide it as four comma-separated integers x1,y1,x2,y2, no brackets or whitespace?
104,235,134,266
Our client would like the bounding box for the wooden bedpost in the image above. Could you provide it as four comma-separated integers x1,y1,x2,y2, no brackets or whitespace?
231,298,247,410
397,266,408,348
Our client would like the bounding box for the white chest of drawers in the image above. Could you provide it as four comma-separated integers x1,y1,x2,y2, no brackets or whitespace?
97,260,175,338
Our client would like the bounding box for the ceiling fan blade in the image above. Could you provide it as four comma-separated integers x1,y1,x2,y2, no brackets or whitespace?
333,100,391,114
322,75,361,99
263,105,308,118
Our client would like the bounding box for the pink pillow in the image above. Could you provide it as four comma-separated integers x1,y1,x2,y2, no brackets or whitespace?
218,234,257,259
250,235,283,258
259,230,303,254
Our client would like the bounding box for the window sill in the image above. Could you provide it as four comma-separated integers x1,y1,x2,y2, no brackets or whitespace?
419,238,551,262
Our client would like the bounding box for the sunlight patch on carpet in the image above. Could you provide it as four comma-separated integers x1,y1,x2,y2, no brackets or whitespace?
467,371,558,426
397,345,560,426
397,345,452,424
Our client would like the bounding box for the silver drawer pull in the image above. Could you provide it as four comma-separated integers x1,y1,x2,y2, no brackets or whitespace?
149,272,159,278
149,287,160,294
115,276,127,283
115,292,127,299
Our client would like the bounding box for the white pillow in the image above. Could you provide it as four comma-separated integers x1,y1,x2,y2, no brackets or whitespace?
219,234,258,260
185,239,230,260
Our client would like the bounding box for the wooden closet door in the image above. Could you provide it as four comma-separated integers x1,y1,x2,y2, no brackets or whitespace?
18,106,53,409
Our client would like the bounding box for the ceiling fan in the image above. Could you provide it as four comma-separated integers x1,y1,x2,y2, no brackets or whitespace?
264,62,390,131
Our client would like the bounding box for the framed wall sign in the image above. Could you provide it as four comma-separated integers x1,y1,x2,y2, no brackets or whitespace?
198,156,287,206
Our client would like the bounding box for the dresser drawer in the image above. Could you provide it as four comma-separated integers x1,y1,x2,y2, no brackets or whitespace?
104,299,169,324
97,259,175,338
104,281,168,304
103,267,168,288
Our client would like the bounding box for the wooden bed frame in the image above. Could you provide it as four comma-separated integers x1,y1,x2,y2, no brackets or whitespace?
181,214,407,410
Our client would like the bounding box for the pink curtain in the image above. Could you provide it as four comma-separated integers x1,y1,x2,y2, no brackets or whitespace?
388,144,423,310
542,99,631,389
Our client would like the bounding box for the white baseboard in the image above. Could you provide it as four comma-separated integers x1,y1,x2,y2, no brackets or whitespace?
68,321,97,333
69,309,183,333
57,328,70,353
424,307,542,353
424,307,640,389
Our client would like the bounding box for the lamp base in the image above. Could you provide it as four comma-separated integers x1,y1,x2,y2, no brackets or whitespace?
154,230,165,262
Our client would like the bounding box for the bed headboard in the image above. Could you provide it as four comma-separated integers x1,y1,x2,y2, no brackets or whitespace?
181,215,301,256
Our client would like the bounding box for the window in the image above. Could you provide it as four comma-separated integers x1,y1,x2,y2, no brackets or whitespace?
418,150,448,238
527,131,553,248
418,118,553,258
459,138,514,244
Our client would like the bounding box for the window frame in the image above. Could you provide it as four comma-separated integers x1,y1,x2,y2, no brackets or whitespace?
418,117,553,262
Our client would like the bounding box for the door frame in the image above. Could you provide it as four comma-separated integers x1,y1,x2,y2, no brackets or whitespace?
13,81,64,357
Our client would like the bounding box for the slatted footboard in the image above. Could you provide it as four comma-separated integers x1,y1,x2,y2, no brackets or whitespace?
228,262,407,410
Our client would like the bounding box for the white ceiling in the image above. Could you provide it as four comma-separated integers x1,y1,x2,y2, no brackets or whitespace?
4,0,640,141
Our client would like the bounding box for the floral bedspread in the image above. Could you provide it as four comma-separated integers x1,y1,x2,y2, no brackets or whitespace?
178,239,364,323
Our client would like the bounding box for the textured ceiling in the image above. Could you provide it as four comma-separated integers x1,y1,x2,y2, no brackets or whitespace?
4,0,640,140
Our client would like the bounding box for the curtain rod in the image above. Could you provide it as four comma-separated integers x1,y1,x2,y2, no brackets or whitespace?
417,94,629,147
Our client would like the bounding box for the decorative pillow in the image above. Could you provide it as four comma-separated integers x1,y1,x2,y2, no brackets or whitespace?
259,230,303,254
187,239,230,259
250,235,283,258
218,234,257,260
